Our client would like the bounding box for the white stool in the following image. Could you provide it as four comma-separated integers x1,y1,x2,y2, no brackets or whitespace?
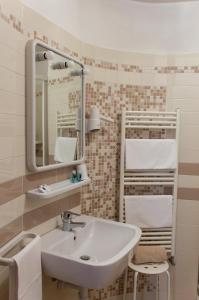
123,260,170,300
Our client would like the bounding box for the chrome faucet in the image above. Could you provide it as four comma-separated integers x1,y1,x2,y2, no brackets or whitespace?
61,211,86,232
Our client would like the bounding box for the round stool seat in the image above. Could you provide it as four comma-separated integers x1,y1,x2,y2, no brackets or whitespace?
123,260,170,300
128,260,169,275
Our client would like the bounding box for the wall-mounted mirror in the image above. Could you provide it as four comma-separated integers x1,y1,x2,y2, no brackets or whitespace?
26,40,85,172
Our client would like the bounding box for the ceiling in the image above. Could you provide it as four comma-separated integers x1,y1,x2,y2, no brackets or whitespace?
133,0,199,2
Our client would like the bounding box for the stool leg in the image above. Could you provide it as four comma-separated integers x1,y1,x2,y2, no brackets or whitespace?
133,271,139,300
123,267,128,300
166,270,170,300
156,274,159,300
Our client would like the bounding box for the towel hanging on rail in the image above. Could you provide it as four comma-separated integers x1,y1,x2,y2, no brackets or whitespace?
9,235,42,300
54,137,77,163
124,195,173,228
125,139,177,170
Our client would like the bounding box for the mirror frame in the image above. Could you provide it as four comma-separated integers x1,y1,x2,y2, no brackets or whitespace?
26,39,85,172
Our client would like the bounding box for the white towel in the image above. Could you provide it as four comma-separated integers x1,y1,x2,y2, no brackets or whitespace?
124,195,173,228
54,137,77,163
9,235,42,300
125,139,177,170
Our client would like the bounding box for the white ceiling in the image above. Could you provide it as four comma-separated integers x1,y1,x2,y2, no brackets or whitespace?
22,0,199,53
133,0,199,2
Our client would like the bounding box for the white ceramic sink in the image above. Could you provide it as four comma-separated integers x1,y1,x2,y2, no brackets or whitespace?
41,215,141,289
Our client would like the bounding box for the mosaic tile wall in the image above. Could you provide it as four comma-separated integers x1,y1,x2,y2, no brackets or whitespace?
81,82,166,219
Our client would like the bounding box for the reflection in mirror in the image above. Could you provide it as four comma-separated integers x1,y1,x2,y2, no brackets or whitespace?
35,44,83,168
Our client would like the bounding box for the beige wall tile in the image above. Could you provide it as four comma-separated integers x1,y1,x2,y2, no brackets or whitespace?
0,177,22,206
168,85,199,99
0,66,24,96
30,217,58,236
174,248,198,298
0,0,24,20
174,291,197,300
0,137,15,160
177,200,199,226
178,187,199,201
14,136,25,157
0,21,26,55
0,90,24,115
0,155,25,183
171,73,199,86
0,217,22,247
23,170,57,192
173,53,199,66
23,193,80,230
0,195,25,227
14,155,26,177
0,114,18,137
24,190,79,213
25,206,81,236
180,125,199,150
179,148,199,164
179,162,199,175
181,111,199,126
56,166,74,181
14,115,25,136
178,175,199,188
167,98,199,112
175,223,199,253
0,42,24,75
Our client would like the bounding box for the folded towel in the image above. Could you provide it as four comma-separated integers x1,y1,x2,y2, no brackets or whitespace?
54,137,77,163
133,246,167,264
125,139,177,170
124,195,173,228
9,235,42,300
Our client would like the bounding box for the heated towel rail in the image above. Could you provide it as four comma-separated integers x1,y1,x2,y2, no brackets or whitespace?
119,109,180,262
56,111,77,136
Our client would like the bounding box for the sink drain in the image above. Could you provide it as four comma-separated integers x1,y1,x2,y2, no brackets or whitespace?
80,255,90,261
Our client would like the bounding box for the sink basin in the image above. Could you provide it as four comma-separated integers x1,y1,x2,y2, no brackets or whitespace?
41,215,141,289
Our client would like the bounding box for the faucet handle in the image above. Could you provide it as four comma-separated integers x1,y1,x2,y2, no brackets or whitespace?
61,210,80,220
64,210,80,217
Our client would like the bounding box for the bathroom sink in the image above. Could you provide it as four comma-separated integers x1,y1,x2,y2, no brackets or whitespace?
41,215,141,289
